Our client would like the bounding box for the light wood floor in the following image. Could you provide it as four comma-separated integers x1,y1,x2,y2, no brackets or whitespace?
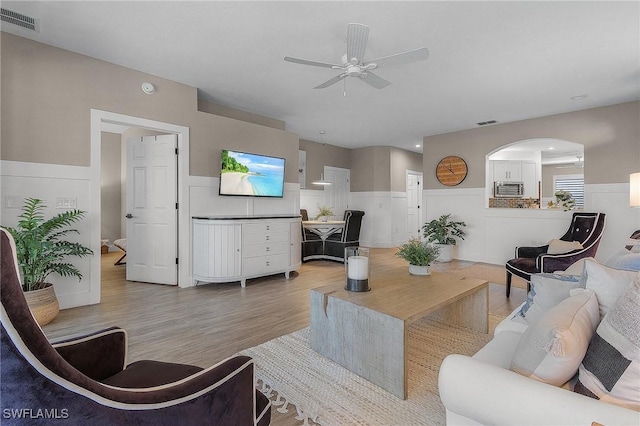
43,248,526,425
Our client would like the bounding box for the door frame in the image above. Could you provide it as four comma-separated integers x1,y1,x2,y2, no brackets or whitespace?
90,110,191,294
406,169,423,240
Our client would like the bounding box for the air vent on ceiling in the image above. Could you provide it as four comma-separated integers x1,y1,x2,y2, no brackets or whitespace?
1,8,39,32
476,120,498,126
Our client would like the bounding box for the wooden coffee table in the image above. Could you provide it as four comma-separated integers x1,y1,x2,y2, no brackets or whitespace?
309,271,488,399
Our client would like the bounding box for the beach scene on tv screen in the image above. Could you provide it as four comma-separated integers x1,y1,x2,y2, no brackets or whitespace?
220,150,285,197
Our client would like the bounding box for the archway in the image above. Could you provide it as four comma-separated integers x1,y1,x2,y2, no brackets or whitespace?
485,138,584,209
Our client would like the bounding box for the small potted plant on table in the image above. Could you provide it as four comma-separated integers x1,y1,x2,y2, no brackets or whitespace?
315,206,334,222
422,214,467,262
4,198,93,325
396,238,440,275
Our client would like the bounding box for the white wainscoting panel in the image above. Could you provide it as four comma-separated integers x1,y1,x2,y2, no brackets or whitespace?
349,192,404,248
1,161,98,309
423,183,636,265
300,189,326,219
585,183,640,261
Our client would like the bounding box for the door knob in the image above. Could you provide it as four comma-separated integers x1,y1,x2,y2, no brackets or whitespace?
125,214,133,219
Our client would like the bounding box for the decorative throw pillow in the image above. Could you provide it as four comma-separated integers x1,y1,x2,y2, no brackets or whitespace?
574,277,640,411
582,259,638,318
518,273,582,325
547,239,583,255
511,289,599,386
605,248,640,272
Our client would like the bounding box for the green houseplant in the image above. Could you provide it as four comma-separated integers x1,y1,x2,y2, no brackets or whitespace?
396,238,440,275
4,198,93,325
422,214,467,262
315,206,334,221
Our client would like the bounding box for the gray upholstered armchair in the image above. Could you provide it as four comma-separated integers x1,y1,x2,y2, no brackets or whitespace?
1,228,270,425
504,212,606,297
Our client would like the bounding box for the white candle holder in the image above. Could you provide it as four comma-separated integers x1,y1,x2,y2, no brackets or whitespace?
345,247,370,292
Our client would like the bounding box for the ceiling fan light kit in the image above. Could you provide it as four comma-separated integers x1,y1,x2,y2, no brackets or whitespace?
284,23,429,91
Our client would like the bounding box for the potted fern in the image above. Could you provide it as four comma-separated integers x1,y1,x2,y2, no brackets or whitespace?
396,238,440,275
422,214,467,262
4,198,93,325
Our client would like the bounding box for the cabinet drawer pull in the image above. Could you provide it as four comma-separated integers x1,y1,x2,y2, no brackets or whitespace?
266,235,270,241
266,247,270,252
266,261,270,266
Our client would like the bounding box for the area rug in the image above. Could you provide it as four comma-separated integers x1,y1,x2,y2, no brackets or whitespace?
240,315,503,426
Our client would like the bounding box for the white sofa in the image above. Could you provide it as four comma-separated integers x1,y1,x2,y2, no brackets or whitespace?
438,304,639,425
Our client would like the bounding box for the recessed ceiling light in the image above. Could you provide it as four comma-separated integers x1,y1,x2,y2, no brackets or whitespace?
415,144,421,148
571,95,587,100
548,147,555,150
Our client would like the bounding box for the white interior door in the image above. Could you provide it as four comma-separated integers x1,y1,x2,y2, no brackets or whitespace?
407,171,422,240
323,166,350,218
126,134,177,285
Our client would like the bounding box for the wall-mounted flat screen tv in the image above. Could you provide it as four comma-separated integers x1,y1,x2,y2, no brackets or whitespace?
219,150,286,198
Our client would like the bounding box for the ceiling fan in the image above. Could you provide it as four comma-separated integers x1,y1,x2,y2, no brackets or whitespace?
284,23,429,90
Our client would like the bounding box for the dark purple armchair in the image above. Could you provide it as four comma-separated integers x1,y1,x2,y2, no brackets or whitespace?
1,228,270,425
505,212,606,297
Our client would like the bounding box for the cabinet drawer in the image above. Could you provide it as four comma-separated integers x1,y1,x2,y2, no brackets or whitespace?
242,241,289,258
243,253,288,276
243,231,289,245
244,222,290,235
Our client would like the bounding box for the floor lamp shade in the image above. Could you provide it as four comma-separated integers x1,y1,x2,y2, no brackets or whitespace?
631,172,640,207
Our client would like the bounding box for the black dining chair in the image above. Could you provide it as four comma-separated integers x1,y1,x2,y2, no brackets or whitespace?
323,210,365,262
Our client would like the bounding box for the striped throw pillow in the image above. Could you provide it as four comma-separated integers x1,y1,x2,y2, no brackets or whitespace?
574,275,640,411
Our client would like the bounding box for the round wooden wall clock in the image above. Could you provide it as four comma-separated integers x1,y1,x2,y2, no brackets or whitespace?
436,156,468,186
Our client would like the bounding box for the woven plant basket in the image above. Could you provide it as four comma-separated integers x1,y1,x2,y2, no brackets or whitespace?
24,283,60,326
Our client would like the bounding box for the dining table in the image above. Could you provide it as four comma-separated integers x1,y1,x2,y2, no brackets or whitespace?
302,220,345,241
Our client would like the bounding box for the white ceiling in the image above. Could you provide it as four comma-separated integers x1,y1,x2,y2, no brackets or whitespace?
2,1,639,153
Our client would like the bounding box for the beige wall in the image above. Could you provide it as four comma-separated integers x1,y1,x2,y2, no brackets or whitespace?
197,99,285,130
390,148,423,192
299,139,350,187
1,33,299,182
350,146,394,192
423,101,640,189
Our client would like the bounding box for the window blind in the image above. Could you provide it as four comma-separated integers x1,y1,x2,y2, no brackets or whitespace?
554,175,584,208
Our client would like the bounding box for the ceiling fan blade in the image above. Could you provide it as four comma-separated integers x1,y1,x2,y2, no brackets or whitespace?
364,47,429,68
346,23,369,65
284,56,343,69
314,73,348,89
359,71,391,89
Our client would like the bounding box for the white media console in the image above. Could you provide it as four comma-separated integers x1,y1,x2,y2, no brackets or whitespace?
192,215,301,287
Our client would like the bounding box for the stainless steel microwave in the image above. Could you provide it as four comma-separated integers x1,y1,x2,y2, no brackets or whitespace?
494,181,524,198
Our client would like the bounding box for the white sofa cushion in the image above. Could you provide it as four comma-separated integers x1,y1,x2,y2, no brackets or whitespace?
575,276,640,411
606,248,640,271
510,289,599,386
518,273,582,324
582,260,638,318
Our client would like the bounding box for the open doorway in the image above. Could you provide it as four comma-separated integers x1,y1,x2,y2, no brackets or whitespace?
90,110,191,303
100,129,178,285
